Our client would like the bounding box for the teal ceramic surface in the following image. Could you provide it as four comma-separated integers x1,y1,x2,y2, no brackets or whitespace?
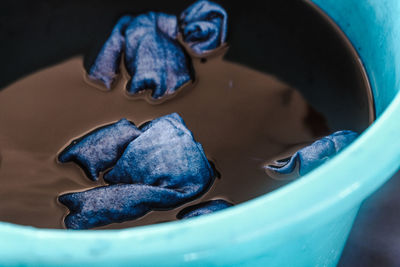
1,0,400,266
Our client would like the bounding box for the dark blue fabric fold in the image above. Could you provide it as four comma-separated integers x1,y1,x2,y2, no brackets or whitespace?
180,0,228,55
59,183,205,230
265,130,359,177
177,199,233,219
59,113,215,229
58,119,141,181
88,12,193,99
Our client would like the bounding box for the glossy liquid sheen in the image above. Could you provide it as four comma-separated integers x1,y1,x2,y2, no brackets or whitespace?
0,2,373,229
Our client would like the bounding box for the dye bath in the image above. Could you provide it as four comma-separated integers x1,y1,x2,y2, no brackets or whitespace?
0,0,373,229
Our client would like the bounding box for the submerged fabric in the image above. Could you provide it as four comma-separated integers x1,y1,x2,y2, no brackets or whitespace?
88,13,193,99
180,0,228,55
59,183,203,230
265,130,359,177
88,1,227,99
177,199,233,219
104,113,214,186
59,113,215,229
58,119,141,181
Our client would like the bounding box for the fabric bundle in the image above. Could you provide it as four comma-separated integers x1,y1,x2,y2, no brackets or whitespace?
58,113,216,229
59,0,361,229
88,0,228,100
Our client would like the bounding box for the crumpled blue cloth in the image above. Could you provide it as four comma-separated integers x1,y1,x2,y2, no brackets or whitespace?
58,113,215,229
265,130,359,177
88,1,227,99
104,113,213,186
177,199,233,219
180,0,228,55
88,12,193,99
58,119,141,181
59,183,200,229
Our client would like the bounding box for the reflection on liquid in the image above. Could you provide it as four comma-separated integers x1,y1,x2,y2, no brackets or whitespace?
0,53,330,229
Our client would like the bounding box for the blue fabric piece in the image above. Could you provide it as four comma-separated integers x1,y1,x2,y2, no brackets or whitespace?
180,0,228,55
104,113,214,185
265,130,359,177
88,12,193,99
58,119,141,181
59,183,202,229
59,113,215,229
177,199,233,219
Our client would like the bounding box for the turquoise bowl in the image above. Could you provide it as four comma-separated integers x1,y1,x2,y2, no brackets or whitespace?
1,0,400,266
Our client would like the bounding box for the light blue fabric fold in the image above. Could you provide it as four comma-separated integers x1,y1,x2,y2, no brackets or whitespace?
88,13,193,99
265,130,359,177
104,113,214,187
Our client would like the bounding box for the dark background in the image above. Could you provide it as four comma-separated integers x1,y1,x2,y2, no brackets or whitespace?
0,1,391,266
339,171,400,267
0,0,371,132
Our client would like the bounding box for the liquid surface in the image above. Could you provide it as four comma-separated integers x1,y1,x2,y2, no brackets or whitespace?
0,53,332,229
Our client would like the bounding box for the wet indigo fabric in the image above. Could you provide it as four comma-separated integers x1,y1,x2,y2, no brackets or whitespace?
265,130,359,177
180,0,228,55
59,113,216,229
177,199,233,219
104,113,214,186
87,1,227,99
58,119,141,181
88,13,193,99
59,183,209,230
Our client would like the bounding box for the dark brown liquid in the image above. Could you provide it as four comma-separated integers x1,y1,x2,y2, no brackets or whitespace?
0,1,373,229
0,53,330,229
